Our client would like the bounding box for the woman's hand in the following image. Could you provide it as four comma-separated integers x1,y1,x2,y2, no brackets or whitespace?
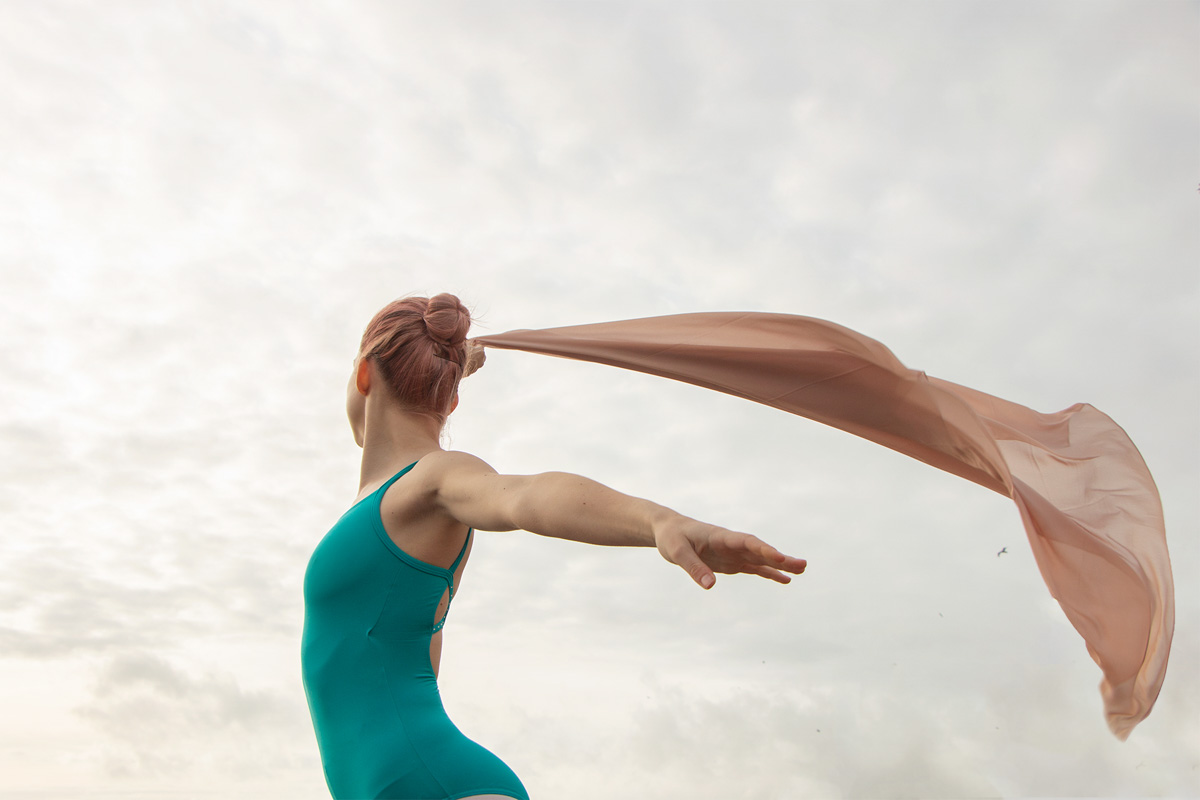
653,516,807,589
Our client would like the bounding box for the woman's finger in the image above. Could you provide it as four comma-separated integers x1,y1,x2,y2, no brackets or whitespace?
722,533,806,573
746,564,792,584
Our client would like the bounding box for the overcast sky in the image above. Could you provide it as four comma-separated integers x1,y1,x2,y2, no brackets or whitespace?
1,2,1197,798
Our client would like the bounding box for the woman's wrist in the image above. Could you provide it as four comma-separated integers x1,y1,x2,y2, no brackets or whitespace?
647,506,686,549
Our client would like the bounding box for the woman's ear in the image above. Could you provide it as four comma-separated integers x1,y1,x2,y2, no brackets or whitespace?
355,357,372,395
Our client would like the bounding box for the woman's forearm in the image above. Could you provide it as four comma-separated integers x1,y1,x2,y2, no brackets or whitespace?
511,471,678,547
510,470,805,590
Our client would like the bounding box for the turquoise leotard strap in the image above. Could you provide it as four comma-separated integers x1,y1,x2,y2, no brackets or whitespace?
432,529,472,633
371,462,472,634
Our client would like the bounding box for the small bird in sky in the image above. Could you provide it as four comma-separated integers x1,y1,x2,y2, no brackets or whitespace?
997,547,1008,557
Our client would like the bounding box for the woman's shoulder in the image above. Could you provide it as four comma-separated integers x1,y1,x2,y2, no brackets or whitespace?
385,450,505,528
378,450,483,520
408,449,500,491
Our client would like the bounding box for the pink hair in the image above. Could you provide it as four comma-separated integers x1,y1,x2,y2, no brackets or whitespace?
358,294,472,422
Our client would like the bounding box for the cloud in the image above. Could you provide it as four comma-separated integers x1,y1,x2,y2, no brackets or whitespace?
76,650,314,785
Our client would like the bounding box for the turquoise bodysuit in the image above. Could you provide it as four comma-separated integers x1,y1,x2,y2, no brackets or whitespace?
302,462,528,800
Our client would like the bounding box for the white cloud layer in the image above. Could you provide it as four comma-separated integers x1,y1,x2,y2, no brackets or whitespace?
1,1,1196,798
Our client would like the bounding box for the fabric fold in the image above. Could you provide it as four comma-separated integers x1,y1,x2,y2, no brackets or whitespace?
474,311,1172,739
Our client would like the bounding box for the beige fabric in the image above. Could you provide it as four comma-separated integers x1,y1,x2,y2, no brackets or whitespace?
475,311,1173,739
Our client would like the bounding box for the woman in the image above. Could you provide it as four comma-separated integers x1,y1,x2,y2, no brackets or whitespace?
301,294,808,800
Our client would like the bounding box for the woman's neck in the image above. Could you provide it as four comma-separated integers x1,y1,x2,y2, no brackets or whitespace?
357,395,444,493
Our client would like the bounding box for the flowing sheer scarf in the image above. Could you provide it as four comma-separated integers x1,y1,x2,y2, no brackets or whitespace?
474,311,1173,739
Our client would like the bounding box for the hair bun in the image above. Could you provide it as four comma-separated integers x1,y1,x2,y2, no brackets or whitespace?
422,293,471,351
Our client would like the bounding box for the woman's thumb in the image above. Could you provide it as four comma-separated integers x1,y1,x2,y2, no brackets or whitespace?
678,554,715,589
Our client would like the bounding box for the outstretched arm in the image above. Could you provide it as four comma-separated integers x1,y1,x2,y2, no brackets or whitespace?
416,450,807,589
